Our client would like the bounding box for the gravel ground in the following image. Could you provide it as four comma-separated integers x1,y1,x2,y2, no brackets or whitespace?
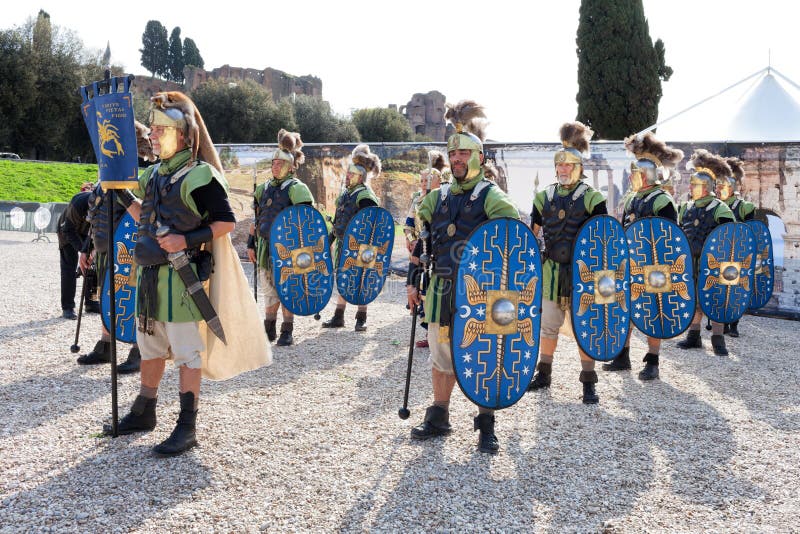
0,229,798,533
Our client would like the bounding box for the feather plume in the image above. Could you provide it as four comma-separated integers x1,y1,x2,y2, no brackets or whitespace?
726,157,745,181
559,122,593,154
429,149,447,171
444,100,487,141
689,149,731,180
623,132,684,168
351,144,381,176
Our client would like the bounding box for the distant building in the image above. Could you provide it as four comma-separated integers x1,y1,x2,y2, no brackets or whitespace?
183,65,322,101
399,91,447,141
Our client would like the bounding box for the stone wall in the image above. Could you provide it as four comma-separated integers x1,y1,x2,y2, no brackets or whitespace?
399,91,447,141
183,65,322,101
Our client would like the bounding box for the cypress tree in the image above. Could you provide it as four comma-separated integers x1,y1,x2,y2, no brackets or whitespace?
168,27,184,82
139,20,169,78
182,38,204,69
576,0,673,139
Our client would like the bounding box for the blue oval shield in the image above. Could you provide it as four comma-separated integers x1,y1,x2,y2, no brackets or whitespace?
571,215,631,361
101,211,138,343
746,220,774,311
626,217,696,339
698,222,756,323
269,205,333,316
336,206,395,306
451,218,542,410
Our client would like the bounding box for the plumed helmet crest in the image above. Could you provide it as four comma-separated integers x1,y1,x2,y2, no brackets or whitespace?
429,149,447,171
559,122,593,155
623,132,684,168
444,100,487,141
351,144,381,176
725,157,745,181
688,149,731,181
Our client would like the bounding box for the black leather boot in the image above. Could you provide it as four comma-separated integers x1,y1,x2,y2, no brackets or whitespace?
77,340,110,365
354,311,367,332
677,329,702,349
602,346,631,371
264,318,277,342
711,334,729,356
638,352,659,381
103,395,156,435
84,300,101,314
117,345,141,374
580,370,599,405
322,308,345,328
153,392,198,457
527,361,552,391
276,322,294,346
410,405,452,440
727,320,740,338
474,413,499,455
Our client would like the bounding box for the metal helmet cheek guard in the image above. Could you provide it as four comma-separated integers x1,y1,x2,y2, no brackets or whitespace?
272,148,294,179
554,147,584,186
448,131,484,181
690,168,715,200
717,175,736,201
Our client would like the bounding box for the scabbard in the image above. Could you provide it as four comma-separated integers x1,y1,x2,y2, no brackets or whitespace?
169,251,227,344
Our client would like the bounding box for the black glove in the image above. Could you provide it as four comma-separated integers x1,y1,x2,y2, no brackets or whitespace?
184,226,213,248
247,235,256,250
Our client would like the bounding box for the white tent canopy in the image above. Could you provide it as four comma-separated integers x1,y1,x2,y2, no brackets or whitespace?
642,67,800,142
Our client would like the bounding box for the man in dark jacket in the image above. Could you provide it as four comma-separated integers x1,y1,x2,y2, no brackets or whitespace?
56,184,98,319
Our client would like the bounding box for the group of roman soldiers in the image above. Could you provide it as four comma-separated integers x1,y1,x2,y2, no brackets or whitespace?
74,90,762,457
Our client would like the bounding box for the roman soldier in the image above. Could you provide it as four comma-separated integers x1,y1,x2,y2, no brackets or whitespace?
527,122,608,404
676,149,735,355
106,91,270,456
247,129,314,347
718,157,755,337
321,144,381,331
405,150,450,349
407,100,519,454
603,132,684,380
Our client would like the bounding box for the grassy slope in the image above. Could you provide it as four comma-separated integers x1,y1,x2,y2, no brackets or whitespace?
0,161,98,203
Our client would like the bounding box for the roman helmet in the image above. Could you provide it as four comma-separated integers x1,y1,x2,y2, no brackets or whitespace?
149,91,222,173
686,149,731,201
272,129,304,180
444,100,488,182
718,157,744,201
347,144,381,188
623,132,684,192
554,121,593,187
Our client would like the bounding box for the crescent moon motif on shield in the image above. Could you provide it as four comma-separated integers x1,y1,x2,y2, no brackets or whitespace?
459,305,471,318
529,306,538,318
276,260,284,268
576,283,584,293
703,269,710,276
323,252,329,259
682,273,690,282
622,281,629,290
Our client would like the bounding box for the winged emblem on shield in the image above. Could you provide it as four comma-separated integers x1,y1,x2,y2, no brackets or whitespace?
698,222,756,323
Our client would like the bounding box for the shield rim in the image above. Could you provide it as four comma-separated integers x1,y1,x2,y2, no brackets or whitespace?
450,216,542,410
625,216,697,339
698,222,756,323
269,204,334,316
570,214,632,361
335,206,395,306
746,219,775,311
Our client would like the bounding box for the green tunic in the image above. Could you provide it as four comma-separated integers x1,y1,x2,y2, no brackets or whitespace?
135,149,230,322
417,172,519,324
723,197,756,221
532,183,606,302
253,175,314,269
623,187,676,217
678,195,735,225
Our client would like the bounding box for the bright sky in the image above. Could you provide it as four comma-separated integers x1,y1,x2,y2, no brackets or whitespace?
6,0,800,141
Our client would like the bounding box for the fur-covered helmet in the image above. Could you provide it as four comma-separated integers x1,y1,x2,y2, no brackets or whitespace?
623,132,684,188
687,149,731,200
272,129,304,179
421,149,449,189
718,156,745,200
554,121,593,185
134,120,156,163
148,91,222,173
348,144,381,181
445,100,493,181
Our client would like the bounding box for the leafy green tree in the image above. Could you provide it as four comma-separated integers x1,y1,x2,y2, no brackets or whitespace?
575,0,672,139
0,30,36,152
290,94,359,143
182,37,204,69
140,20,169,78
190,80,298,143
352,107,413,142
168,26,184,82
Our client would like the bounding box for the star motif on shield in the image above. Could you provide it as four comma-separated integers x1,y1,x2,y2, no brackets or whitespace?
634,312,641,318
124,233,130,239
464,368,473,379
635,303,642,309
470,246,479,256
524,350,531,359
581,238,587,244
528,247,536,257
463,353,472,363
469,261,477,272
580,250,586,257
523,366,530,375
581,320,587,326
124,221,130,227
581,331,588,338
621,327,626,334
528,263,536,272
476,306,485,318
683,312,690,318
